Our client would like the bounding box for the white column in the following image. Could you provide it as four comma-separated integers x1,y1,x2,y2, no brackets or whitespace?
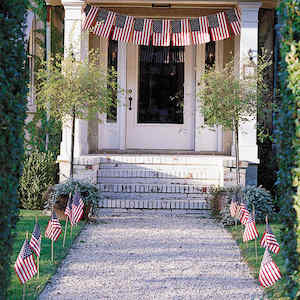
237,2,261,163
59,0,89,166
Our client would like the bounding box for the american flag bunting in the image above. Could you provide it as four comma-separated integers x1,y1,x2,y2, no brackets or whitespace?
171,19,191,46
207,12,230,41
71,191,84,225
93,9,116,39
112,14,134,43
190,17,210,45
152,19,171,47
261,224,280,254
14,239,37,284
45,211,62,242
132,18,153,46
239,203,249,225
225,8,241,36
243,214,259,242
82,5,99,31
259,249,282,288
29,222,41,257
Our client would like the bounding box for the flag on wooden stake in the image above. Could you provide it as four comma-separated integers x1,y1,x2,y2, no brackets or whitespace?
93,9,116,39
71,191,84,225
171,19,191,46
207,12,230,41
230,199,238,218
112,14,134,43
82,5,99,31
190,17,210,45
14,239,37,284
225,8,241,36
261,224,280,254
239,203,249,225
243,214,259,242
45,211,62,242
29,222,41,257
152,19,171,47
132,18,152,46
259,249,282,288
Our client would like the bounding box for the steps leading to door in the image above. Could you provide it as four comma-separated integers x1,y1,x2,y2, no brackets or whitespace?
72,154,247,210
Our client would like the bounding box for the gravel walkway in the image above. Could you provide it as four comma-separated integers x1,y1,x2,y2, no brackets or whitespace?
39,211,264,300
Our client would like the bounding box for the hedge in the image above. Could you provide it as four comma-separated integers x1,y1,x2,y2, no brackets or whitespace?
0,1,29,298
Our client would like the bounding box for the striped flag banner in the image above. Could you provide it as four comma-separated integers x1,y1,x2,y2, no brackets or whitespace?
82,4,99,31
65,195,73,222
239,203,249,225
261,224,280,254
45,211,62,242
14,239,37,284
132,18,153,46
93,9,116,39
207,12,230,41
112,14,134,43
243,214,259,242
259,249,282,288
71,191,84,225
29,222,41,257
171,19,191,46
225,8,241,35
152,19,171,47
190,17,210,45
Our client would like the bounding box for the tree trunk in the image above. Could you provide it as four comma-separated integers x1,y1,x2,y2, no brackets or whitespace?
70,108,75,178
234,121,240,185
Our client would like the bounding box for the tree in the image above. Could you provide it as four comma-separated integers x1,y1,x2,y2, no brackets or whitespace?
197,55,270,185
35,51,118,177
0,0,28,297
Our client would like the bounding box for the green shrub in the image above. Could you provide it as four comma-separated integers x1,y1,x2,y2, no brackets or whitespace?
49,178,100,216
243,185,274,223
19,151,56,209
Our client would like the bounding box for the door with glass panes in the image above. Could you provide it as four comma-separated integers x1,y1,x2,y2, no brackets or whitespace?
126,43,195,150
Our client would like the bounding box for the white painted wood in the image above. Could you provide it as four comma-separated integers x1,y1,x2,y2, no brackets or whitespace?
98,38,120,149
125,44,195,150
237,2,261,163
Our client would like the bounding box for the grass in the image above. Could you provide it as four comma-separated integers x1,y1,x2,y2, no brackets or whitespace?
227,223,300,300
7,210,85,300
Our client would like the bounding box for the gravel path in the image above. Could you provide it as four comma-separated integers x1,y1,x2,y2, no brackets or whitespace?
39,211,264,300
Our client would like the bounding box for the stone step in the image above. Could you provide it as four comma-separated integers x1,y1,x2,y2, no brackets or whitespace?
98,183,210,194
98,198,209,210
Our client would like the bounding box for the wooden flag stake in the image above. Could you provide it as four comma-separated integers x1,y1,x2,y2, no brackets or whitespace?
51,239,54,263
22,283,26,300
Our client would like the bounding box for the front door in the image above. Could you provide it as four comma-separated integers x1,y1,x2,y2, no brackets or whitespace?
126,43,195,150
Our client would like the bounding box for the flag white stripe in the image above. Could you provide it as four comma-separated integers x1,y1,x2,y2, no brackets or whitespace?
82,7,99,31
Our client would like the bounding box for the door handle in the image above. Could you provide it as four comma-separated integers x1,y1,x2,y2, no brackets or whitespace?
128,96,133,111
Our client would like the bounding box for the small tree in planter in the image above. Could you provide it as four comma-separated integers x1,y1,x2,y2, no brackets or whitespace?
197,54,271,184
35,50,118,177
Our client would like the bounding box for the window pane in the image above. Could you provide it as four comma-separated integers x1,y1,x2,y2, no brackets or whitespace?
138,46,184,124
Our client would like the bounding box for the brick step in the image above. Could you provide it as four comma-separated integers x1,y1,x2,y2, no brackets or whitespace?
99,183,210,194
98,198,210,210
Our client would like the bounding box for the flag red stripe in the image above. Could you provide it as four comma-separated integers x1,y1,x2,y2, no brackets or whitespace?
82,7,99,31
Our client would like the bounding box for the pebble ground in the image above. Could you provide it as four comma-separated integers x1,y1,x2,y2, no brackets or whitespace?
39,211,264,300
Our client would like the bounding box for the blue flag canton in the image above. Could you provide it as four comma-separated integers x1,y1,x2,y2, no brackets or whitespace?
97,9,109,22
84,4,91,16
208,14,219,28
32,223,41,239
21,240,33,259
171,20,181,33
115,15,126,28
73,191,81,206
225,9,238,23
134,19,144,32
153,20,163,33
190,18,200,32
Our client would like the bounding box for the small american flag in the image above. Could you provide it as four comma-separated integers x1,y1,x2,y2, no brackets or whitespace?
112,14,134,43
259,249,282,288
229,199,238,218
82,4,99,31
207,12,230,41
225,8,241,36
261,224,280,254
71,191,84,225
239,203,249,225
93,9,116,39
29,222,41,257
171,19,191,46
65,194,73,222
14,239,37,284
45,211,62,242
152,19,171,47
243,214,259,242
190,17,210,45
132,18,153,46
